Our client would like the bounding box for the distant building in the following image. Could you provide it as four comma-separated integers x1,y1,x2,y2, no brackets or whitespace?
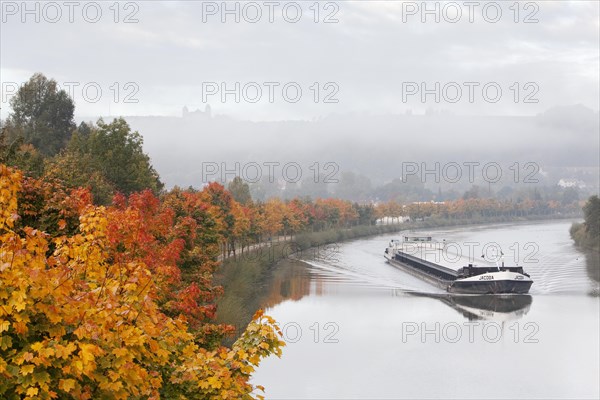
182,104,212,120
558,179,586,189
376,216,411,225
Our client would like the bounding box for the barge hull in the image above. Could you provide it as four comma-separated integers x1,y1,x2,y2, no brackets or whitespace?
448,280,533,294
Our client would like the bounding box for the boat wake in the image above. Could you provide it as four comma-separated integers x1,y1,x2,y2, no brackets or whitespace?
297,242,448,295
296,226,598,296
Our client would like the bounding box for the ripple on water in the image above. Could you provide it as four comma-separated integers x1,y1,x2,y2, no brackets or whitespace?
299,220,599,296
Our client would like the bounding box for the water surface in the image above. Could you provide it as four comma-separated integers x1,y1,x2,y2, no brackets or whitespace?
252,220,600,399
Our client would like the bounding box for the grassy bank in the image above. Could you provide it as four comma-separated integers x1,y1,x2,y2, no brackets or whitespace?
214,242,299,345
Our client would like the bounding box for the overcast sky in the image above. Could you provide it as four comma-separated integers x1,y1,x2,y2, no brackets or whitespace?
1,1,599,121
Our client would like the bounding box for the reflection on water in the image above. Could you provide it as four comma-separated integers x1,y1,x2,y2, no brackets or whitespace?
262,260,312,308
432,293,532,321
215,258,313,345
405,292,533,321
249,220,599,399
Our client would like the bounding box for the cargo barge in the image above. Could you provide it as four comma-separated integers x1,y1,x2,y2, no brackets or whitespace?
384,236,533,294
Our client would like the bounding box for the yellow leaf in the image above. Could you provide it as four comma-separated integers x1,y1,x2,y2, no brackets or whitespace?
112,347,129,358
59,378,76,393
249,354,260,365
79,343,97,363
40,347,55,358
26,387,38,397
0,320,9,333
31,342,43,352
207,376,222,389
72,360,83,374
21,365,35,375
259,342,270,350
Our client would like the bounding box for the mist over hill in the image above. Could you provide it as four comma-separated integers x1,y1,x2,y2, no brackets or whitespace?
107,105,599,200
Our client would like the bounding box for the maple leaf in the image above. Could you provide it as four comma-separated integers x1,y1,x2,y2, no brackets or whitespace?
59,378,76,393
20,365,35,375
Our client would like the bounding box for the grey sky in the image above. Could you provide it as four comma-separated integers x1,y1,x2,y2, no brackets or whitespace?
1,1,599,121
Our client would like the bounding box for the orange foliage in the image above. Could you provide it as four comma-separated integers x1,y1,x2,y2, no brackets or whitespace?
0,165,284,399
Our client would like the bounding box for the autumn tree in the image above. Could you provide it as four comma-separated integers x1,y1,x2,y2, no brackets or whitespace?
197,182,237,257
230,201,253,255
0,164,284,399
285,199,309,236
261,199,286,239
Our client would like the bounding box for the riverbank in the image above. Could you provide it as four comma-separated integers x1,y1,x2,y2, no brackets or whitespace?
570,222,600,251
570,223,600,290
214,213,581,341
295,213,581,250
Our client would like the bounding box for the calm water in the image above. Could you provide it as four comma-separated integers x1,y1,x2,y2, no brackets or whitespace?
252,220,600,399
